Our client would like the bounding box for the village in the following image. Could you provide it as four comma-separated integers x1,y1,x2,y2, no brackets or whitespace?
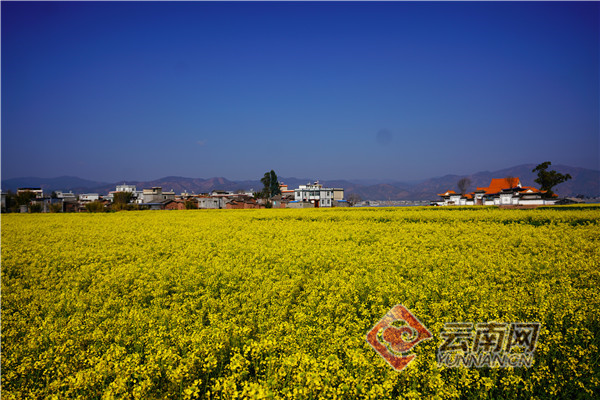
1,162,587,213
2,173,587,213
0,181,352,213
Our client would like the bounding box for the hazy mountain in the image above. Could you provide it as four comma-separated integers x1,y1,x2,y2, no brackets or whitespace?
2,164,598,200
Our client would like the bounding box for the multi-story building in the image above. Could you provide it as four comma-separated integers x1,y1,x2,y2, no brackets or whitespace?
294,181,341,207
116,184,137,193
108,184,143,203
141,187,175,204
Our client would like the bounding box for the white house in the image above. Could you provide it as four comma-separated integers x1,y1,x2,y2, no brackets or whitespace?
294,181,336,207
437,178,557,207
80,193,100,202
116,184,137,193
436,190,468,206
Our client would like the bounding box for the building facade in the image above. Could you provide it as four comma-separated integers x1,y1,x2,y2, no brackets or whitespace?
116,184,137,193
79,193,100,202
141,187,175,204
294,182,335,207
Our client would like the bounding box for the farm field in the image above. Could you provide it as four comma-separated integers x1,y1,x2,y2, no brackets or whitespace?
2,206,599,399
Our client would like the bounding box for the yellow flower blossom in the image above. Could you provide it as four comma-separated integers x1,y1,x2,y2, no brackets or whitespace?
1,205,598,398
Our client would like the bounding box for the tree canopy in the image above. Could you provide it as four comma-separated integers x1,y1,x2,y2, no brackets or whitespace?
113,191,133,205
260,170,281,199
532,161,572,198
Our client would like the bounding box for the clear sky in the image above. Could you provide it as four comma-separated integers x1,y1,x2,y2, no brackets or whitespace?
2,1,598,183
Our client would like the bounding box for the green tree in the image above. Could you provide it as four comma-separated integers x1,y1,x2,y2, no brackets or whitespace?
16,191,37,206
85,201,105,213
532,161,572,198
185,200,197,209
113,191,133,205
260,170,281,199
112,191,134,211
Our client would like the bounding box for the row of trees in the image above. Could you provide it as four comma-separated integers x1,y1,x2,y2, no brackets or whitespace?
457,161,572,198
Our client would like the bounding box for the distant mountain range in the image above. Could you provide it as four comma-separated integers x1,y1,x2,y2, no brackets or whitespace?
2,164,598,201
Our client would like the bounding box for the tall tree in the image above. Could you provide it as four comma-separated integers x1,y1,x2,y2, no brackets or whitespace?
532,161,572,198
457,178,471,195
112,191,134,211
260,170,281,198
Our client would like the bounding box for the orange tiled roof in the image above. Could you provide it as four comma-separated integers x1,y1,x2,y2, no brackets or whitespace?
437,190,457,196
438,177,551,199
520,186,541,193
477,178,522,194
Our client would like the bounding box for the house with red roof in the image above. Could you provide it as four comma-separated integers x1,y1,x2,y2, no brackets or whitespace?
436,178,557,206
436,190,467,206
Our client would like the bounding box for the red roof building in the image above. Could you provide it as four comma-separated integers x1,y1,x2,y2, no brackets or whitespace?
436,177,555,207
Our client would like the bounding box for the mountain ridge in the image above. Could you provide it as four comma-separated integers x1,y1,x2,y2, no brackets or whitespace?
2,164,598,200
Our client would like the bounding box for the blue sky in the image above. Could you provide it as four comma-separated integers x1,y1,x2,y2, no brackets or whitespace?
2,1,598,182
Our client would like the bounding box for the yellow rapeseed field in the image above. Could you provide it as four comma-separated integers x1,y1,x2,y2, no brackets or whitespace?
2,206,599,399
